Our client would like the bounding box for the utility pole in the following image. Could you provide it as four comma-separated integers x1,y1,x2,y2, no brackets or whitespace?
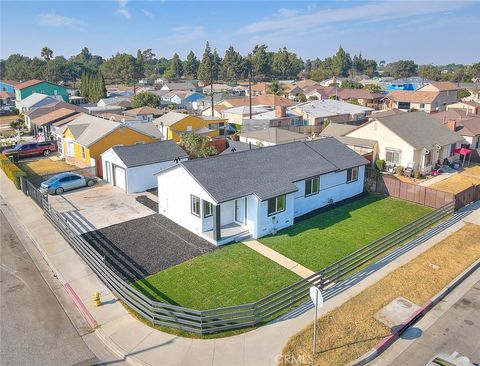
210,54,214,117
249,69,253,120
133,66,136,96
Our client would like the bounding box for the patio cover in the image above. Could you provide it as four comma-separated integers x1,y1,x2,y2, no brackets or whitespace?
453,147,472,166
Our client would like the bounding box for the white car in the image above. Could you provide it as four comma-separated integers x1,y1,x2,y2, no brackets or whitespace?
426,352,475,366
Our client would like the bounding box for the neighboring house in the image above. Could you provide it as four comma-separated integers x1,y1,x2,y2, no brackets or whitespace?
160,82,197,92
17,93,61,114
202,84,233,94
53,114,161,176
97,96,131,108
0,91,15,107
346,112,464,173
153,112,220,142
30,108,84,139
239,127,307,146
15,80,69,108
69,95,87,105
320,77,347,86
22,99,85,130
95,112,139,123
156,137,369,245
162,91,204,107
283,85,304,100
335,89,385,109
246,82,269,96
101,140,188,193
84,105,126,114
386,82,459,113
446,101,480,115
123,106,166,121
430,109,480,149
290,99,373,126
319,123,378,163
0,80,19,93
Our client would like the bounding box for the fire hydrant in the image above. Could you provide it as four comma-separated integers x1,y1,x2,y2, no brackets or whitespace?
93,291,102,307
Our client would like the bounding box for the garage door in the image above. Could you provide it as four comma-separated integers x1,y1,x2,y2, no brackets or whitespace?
114,166,127,191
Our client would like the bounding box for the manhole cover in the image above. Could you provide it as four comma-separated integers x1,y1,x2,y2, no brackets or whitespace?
374,297,420,329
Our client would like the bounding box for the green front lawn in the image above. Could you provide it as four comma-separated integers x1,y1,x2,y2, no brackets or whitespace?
260,195,432,272
132,243,300,310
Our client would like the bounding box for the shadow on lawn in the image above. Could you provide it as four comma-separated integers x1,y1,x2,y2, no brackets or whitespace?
267,193,387,239
81,228,180,305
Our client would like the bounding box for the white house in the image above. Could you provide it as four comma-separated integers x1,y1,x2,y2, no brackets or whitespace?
101,140,188,194
156,138,369,246
346,111,465,173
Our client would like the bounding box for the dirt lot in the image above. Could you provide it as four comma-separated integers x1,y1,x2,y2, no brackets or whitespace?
430,165,480,194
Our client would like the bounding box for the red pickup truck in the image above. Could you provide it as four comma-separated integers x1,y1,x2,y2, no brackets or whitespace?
2,141,57,159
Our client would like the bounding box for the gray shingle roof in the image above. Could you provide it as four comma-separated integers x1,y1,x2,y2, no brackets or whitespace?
239,127,306,144
111,140,188,168
220,140,260,155
127,122,162,139
376,111,464,149
172,137,369,203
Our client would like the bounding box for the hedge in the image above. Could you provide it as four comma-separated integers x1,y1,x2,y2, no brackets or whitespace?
0,153,26,189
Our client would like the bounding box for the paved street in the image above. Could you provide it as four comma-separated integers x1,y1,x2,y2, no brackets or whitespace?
0,211,99,366
389,279,480,366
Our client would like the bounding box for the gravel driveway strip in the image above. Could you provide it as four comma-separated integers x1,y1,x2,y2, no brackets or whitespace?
80,213,216,282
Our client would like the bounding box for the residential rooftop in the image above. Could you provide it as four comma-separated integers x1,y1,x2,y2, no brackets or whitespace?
239,127,307,144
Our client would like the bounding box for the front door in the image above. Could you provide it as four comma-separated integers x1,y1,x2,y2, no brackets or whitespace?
235,198,246,225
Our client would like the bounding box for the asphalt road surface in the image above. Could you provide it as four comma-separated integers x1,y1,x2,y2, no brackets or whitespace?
389,279,480,365
0,211,100,366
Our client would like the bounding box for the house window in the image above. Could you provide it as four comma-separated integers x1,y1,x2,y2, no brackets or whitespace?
191,195,200,217
450,143,457,155
203,200,213,218
305,176,319,197
267,195,286,216
66,141,74,156
81,146,86,160
346,167,359,183
385,148,402,165
420,103,425,109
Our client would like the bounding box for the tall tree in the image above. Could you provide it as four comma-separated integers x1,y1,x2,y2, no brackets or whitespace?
183,50,199,79
131,91,161,108
100,53,136,84
384,60,418,78
198,41,213,83
418,64,441,81
41,46,53,61
266,80,285,96
249,44,271,81
332,46,352,77
211,49,222,81
164,53,183,79
220,46,244,82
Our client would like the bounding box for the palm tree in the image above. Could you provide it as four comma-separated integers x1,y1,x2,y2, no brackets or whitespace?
41,47,53,61
267,80,285,96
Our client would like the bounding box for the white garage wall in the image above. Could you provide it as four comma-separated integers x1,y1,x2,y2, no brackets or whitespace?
127,159,186,194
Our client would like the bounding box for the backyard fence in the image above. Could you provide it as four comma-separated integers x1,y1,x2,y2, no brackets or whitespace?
25,178,454,334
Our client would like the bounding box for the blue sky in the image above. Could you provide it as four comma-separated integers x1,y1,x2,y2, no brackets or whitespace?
1,1,479,64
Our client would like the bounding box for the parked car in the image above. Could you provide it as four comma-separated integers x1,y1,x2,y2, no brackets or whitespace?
40,172,98,195
2,141,57,159
426,352,474,366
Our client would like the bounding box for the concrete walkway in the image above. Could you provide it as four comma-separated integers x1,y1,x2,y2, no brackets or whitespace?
419,170,458,187
1,170,478,366
243,239,315,278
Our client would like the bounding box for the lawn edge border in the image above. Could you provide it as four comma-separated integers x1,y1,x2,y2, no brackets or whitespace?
347,257,480,366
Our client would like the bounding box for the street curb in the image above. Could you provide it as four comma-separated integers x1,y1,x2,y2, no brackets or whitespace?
349,259,480,366
0,192,98,333
95,329,150,366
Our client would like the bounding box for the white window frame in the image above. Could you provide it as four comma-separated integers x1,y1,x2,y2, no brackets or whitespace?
203,200,213,218
66,140,75,157
305,176,320,197
346,166,359,183
267,195,286,216
191,195,200,217
385,147,402,165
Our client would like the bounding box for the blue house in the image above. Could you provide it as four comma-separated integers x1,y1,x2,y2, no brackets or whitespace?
0,80,19,94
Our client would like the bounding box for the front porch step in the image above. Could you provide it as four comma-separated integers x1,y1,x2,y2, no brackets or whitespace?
234,233,252,242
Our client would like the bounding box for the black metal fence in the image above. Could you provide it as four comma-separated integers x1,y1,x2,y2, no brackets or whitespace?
20,176,48,208
33,185,454,334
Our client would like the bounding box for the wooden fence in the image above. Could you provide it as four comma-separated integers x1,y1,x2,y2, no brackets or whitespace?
366,168,480,210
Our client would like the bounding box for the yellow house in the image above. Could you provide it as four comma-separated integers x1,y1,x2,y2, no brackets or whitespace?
153,112,222,142
54,114,162,176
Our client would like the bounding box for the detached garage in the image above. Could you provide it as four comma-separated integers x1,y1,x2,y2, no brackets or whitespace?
101,140,188,194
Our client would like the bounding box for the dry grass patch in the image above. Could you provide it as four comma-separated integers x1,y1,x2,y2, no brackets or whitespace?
430,165,480,194
281,224,480,366
18,158,76,178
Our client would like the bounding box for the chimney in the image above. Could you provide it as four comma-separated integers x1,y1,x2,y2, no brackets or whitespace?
275,105,286,118
447,120,456,131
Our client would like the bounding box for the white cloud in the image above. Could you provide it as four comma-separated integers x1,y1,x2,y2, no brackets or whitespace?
276,8,300,18
117,0,131,19
37,13,85,28
142,9,154,18
241,1,469,34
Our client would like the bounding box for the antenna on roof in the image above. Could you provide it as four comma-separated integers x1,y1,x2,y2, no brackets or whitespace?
174,157,181,164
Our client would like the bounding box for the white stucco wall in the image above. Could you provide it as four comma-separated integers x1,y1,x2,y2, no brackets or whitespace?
255,194,295,239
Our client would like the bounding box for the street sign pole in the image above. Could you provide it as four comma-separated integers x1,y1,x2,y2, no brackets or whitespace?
309,286,324,355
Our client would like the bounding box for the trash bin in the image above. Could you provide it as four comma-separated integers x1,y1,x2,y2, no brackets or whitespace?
7,152,19,163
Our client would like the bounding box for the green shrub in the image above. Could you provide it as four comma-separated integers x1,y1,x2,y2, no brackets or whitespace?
396,165,404,175
0,154,26,189
375,158,385,171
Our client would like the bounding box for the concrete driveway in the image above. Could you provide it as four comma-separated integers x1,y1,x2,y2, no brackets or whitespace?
48,182,155,232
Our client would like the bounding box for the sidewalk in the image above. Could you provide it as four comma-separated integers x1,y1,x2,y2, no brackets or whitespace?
243,239,315,278
1,170,478,366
